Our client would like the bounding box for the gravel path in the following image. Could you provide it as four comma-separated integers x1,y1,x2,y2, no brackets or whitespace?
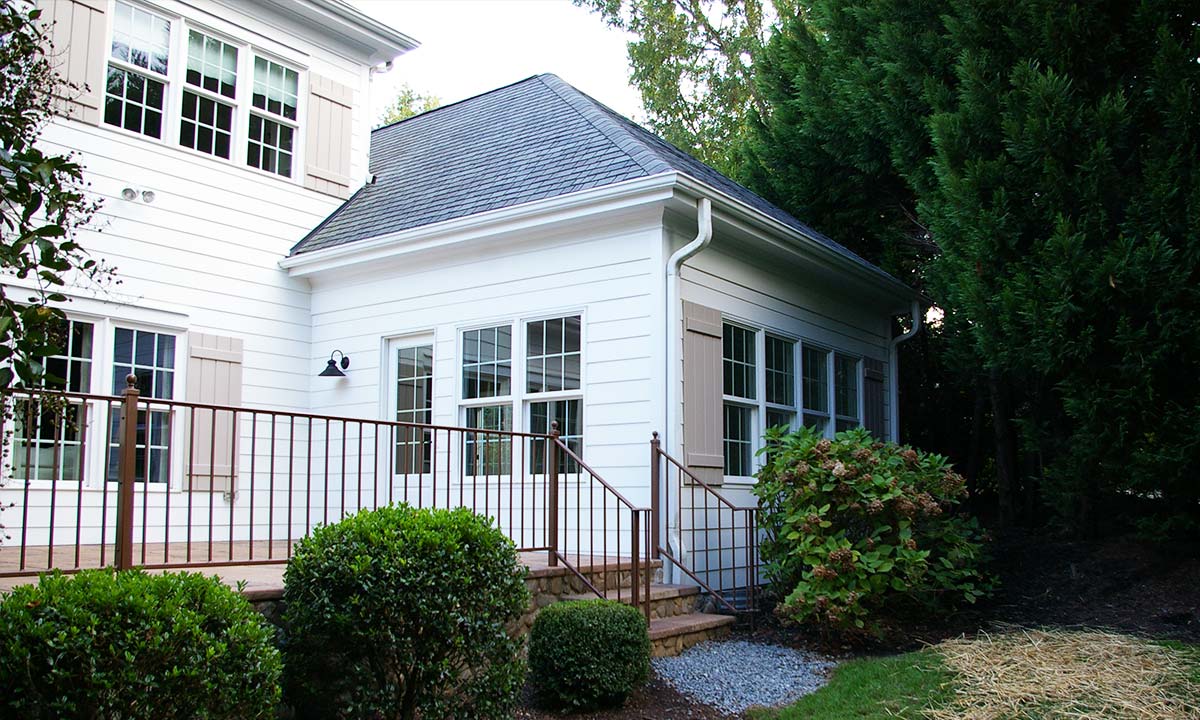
652,640,837,715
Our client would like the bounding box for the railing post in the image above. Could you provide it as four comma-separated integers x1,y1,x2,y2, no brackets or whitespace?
547,422,560,567
115,374,140,571
650,432,661,559
631,510,644,623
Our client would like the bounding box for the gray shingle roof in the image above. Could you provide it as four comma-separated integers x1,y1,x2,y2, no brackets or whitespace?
290,74,892,285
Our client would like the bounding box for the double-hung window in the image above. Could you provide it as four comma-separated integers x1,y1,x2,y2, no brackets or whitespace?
718,319,868,479
180,30,237,159
458,315,584,476
722,323,757,477
247,58,299,177
801,345,831,433
13,319,95,483
834,354,861,431
527,316,582,474
107,328,176,485
103,1,303,179
105,2,170,138
462,325,514,476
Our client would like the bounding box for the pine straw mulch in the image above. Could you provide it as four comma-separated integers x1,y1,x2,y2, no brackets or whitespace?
926,627,1200,720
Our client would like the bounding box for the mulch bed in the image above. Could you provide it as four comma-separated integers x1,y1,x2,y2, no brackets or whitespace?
516,676,736,720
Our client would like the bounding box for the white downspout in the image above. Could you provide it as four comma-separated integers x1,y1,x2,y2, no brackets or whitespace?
888,301,922,443
663,197,712,583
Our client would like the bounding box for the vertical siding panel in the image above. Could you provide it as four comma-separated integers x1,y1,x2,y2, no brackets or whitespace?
682,300,724,485
304,73,354,198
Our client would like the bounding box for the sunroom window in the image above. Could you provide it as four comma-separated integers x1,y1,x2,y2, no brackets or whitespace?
394,344,433,475
834,354,861,432
722,323,756,477
765,334,796,431
526,315,583,473
801,345,830,433
462,325,513,476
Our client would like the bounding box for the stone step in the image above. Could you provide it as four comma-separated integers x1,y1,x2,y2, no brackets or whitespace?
561,583,701,619
648,612,736,657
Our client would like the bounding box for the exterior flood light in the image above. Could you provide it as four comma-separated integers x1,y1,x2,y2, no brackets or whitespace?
121,187,138,201
319,350,350,377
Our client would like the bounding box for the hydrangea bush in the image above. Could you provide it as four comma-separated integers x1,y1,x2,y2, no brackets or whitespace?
754,426,992,635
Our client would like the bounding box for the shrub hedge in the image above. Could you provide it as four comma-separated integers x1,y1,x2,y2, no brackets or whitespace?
0,569,281,719
755,426,992,636
528,599,651,711
282,504,529,720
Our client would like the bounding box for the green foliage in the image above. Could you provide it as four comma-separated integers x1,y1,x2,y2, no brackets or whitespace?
575,0,785,175
0,4,110,392
282,504,530,720
0,569,281,719
755,427,991,635
748,649,953,720
376,83,442,127
528,599,651,711
742,0,1200,536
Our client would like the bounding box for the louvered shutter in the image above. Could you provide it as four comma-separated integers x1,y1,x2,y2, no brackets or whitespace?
304,74,354,198
185,334,243,495
682,301,724,485
863,358,886,439
40,0,106,125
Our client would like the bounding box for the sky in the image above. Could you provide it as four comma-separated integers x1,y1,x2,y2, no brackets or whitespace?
346,0,644,124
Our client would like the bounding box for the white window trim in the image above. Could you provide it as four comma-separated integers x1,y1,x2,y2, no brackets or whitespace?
5,313,187,492
101,0,307,182
719,319,868,483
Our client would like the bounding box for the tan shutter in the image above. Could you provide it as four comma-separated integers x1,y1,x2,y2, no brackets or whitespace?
863,358,886,439
39,0,107,125
185,334,244,495
304,74,354,199
681,301,724,485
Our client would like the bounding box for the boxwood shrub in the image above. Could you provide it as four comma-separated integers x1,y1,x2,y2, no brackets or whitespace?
282,504,530,720
0,568,281,719
528,599,651,711
755,426,993,637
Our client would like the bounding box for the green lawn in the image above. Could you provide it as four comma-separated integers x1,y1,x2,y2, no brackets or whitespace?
748,650,953,720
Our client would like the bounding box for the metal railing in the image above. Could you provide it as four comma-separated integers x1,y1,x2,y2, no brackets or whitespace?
552,434,653,623
651,432,761,615
1,381,652,619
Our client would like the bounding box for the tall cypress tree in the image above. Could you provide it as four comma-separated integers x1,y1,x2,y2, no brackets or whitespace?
743,0,1200,533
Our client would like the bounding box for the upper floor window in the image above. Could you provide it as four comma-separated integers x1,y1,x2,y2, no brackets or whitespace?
103,1,303,179
105,2,170,138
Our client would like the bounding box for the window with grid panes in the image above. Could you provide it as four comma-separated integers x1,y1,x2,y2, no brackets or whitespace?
764,335,796,430
107,328,175,484
180,30,237,159
802,345,830,433
247,57,299,177
464,405,512,476
529,399,582,474
526,316,581,393
13,319,94,483
722,323,756,476
394,345,433,475
462,326,512,399
834,354,861,432
105,1,170,138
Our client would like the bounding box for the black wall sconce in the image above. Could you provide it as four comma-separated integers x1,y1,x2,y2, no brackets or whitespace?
319,350,350,377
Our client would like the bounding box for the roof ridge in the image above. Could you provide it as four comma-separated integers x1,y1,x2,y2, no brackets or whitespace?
534,74,671,177
372,74,547,135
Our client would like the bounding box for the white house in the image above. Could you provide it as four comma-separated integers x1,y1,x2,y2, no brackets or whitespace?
2,0,920,613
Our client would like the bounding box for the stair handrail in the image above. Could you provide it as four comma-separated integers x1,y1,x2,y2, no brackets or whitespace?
550,434,654,623
651,433,761,615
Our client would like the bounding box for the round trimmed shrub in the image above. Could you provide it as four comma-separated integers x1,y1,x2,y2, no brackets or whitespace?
755,426,993,636
0,569,281,719
282,504,530,720
528,599,651,711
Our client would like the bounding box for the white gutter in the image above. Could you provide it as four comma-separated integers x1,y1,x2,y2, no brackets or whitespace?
663,197,712,582
888,301,923,443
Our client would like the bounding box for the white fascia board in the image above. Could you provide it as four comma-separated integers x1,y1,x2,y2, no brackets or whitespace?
672,173,923,310
280,172,680,277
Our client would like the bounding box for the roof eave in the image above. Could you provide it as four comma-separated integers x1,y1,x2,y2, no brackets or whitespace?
280,172,680,276
671,173,923,308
